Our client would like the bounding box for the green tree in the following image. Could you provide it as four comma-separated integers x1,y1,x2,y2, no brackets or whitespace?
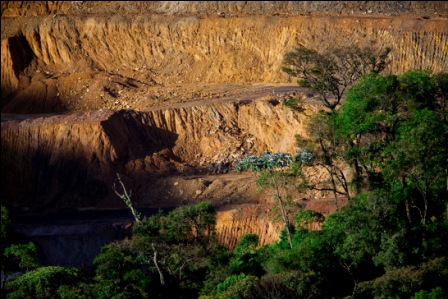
6,266,82,299
236,151,303,249
161,201,216,245
333,71,447,268
283,47,392,202
412,287,445,299
215,274,259,299
4,243,41,271
294,210,325,232
282,46,391,110
265,69,448,298
229,234,264,277
335,70,448,194
94,200,228,299
93,241,150,299
296,111,351,210
334,73,400,191
383,109,447,227
356,257,448,298
2,205,46,297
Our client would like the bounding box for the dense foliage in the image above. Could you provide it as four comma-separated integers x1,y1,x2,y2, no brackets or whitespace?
2,69,447,298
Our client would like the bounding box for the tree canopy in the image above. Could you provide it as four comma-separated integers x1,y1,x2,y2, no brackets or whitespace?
282,46,391,110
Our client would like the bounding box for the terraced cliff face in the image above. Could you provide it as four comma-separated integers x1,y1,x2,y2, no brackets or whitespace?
1,1,447,251
2,2,448,111
1,99,317,208
1,103,309,249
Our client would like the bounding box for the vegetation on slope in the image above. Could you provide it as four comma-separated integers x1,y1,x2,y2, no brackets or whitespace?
2,66,447,298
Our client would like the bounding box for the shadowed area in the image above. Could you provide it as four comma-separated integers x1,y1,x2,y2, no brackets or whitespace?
1,110,178,212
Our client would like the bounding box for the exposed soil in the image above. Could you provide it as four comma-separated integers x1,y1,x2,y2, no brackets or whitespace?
2,1,446,253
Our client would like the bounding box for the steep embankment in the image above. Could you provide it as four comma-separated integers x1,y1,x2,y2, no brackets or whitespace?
1,99,316,210
2,100,313,248
2,12,447,112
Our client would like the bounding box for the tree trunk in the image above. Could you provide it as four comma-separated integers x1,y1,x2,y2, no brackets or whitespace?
152,243,165,286
329,166,340,212
277,194,293,249
113,173,141,223
273,177,293,249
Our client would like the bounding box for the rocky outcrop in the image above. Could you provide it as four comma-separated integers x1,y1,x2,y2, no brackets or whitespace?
140,98,315,165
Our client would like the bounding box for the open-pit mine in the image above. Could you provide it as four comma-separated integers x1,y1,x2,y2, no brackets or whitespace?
1,1,447,266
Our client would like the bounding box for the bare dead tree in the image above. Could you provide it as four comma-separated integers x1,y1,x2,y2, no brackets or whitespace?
152,243,165,286
112,173,141,224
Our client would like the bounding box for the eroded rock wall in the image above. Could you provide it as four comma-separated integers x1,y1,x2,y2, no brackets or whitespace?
6,15,448,79
216,204,283,250
2,12,447,109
